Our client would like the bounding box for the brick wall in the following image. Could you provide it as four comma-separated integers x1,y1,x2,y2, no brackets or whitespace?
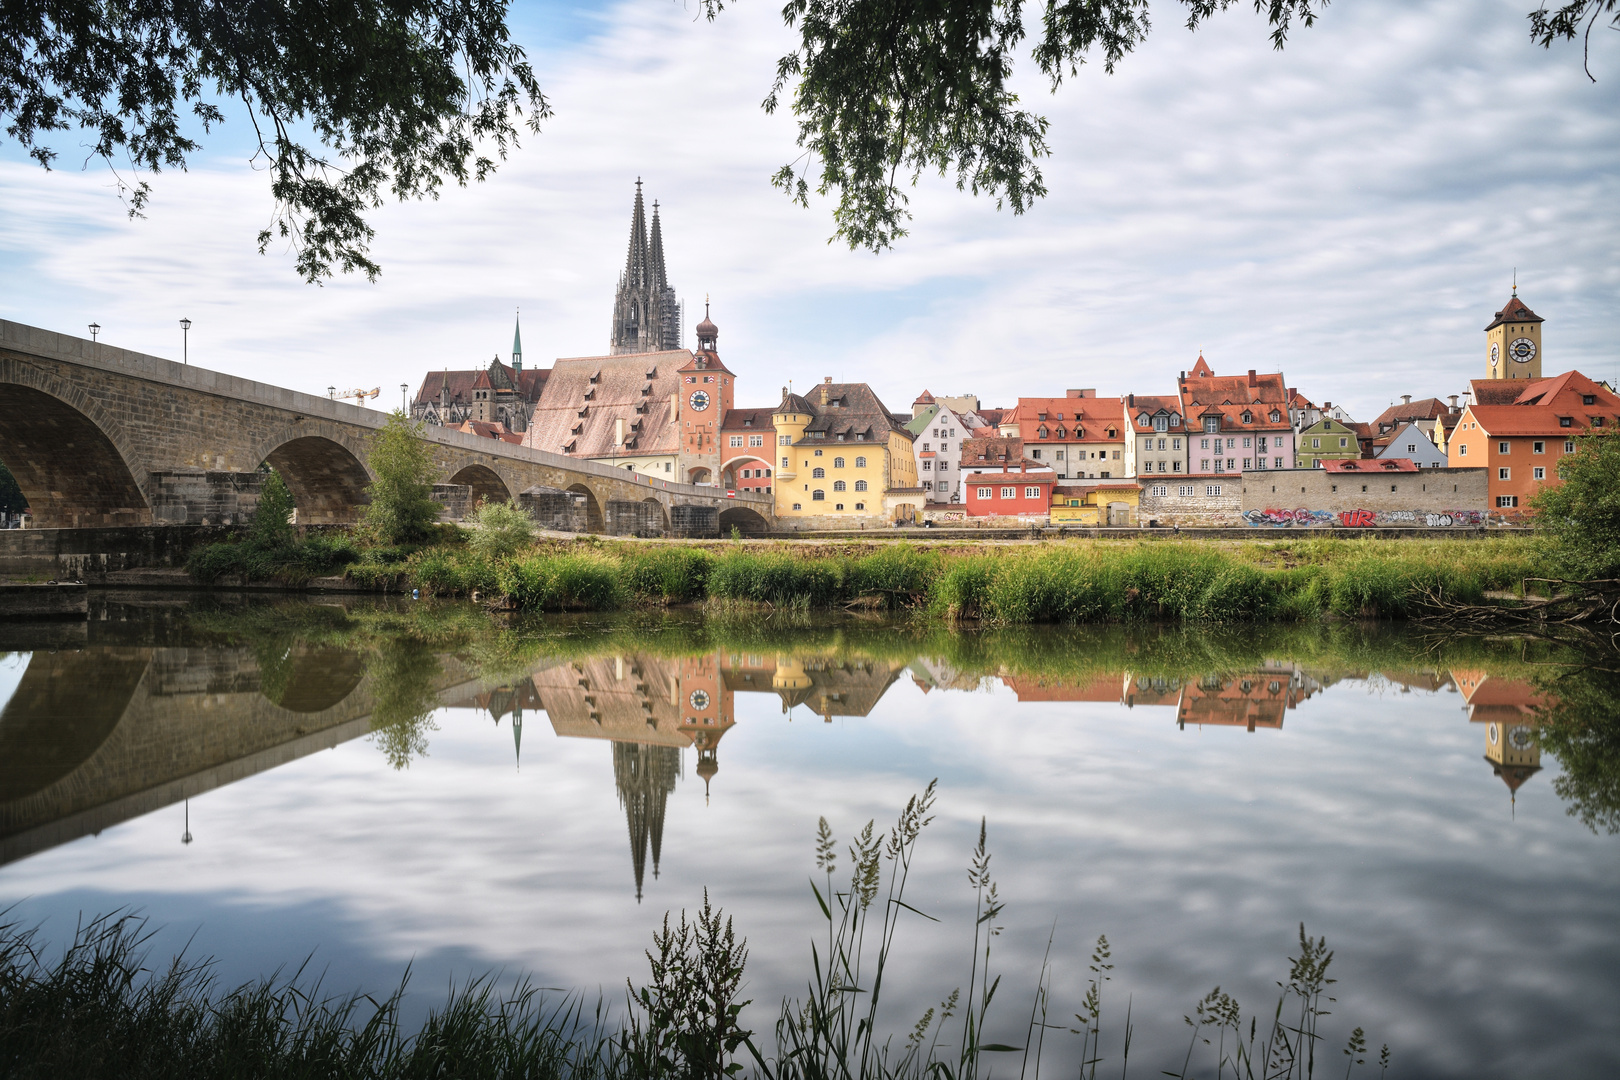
1138,481,1243,526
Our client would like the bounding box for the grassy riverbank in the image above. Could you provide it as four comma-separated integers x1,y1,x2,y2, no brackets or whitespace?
387,535,1540,622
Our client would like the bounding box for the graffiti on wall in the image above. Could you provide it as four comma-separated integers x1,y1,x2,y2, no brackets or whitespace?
1245,508,1490,528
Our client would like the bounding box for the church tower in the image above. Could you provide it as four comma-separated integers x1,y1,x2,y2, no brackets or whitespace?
609,180,683,355
1484,287,1544,381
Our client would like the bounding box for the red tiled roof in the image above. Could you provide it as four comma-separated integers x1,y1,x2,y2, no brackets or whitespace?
913,389,936,405
721,406,775,431
1127,394,1184,434
1012,396,1124,443
1180,365,1289,407
522,348,692,459
414,361,548,407
1188,354,1214,378
1484,295,1543,331
1188,402,1292,431
1322,458,1419,473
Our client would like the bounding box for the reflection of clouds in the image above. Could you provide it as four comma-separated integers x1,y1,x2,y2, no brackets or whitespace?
1,676,1616,1076
2,2,1617,423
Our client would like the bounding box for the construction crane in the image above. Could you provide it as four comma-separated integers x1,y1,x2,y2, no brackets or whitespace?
331,387,381,407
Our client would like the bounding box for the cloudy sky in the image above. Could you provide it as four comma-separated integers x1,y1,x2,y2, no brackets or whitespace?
1,0,1616,422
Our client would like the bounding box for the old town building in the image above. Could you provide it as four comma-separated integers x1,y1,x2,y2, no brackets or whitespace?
1124,394,1188,478
1178,356,1296,477
960,436,1055,518
905,391,976,504
412,316,547,432
1293,416,1360,468
1008,391,1126,480
772,379,922,527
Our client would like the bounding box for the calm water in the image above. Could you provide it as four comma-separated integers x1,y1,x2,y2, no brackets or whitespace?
1,596,1616,1078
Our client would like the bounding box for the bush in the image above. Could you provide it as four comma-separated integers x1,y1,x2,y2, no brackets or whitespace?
465,500,535,561
250,469,295,548
1531,430,1620,580
495,551,624,611
359,412,441,546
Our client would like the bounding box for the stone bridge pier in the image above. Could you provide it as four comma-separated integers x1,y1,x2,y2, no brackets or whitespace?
0,320,774,538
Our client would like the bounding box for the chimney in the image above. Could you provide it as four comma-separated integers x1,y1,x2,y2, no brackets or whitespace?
1401,394,1412,405
615,417,626,446
1127,393,1135,407
1448,394,1459,410
820,377,831,406
1247,370,1258,387
1067,388,1095,398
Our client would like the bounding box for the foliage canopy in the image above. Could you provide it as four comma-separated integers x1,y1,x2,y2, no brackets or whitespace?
1530,432,1620,580
1,0,544,282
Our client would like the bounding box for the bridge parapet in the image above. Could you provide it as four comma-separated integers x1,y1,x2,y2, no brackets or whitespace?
1,320,773,535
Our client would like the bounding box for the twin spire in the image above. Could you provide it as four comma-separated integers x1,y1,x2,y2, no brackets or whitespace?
610,179,683,354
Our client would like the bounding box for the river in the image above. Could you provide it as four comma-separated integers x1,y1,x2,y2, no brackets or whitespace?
1,594,1615,1078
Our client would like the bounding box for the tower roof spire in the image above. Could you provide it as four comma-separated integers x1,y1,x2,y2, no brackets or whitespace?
511,308,523,372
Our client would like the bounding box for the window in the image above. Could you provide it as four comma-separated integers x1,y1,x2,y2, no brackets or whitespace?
729,435,743,447
1178,485,1195,496
1595,416,1607,427
937,462,947,471
1499,468,1510,480
1056,450,1065,459
1269,411,1281,423
855,456,867,467
1025,486,1040,499
835,503,845,510
1560,416,1573,427
1406,444,1416,453
833,456,845,468
832,480,846,492
1498,441,1510,454
1243,437,1252,449
792,502,802,510
1341,438,1349,448
1204,416,1221,433
1274,458,1282,468
1459,445,1468,457
977,486,993,499
1256,458,1267,470
922,460,932,470
1031,448,1042,459
1583,394,1596,405
854,480,868,491
812,489,825,500
1200,459,1210,471
855,502,865,510
1226,438,1236,449
782,457,789,467
779,435,792,445
1200,438,1210,449
1152,485,1167,496
1565,441,1576,453
1153,415,1169,431
1158,461,1167,473
1001,486,1016,499
1206,485,1222,496
1243,458,1252,470
1497,495,1519,508
1113,451,1121,459
749,435,764,447
812,467,825,478
814,448,824,456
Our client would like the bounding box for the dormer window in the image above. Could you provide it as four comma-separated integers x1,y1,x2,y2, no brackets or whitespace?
1560,416,1573,427
1241,411,1253,424
1038,412,1048,421
1204,416,1221,433
743,418,753,427
1139,413,1153,427
1171,415,1182,427
589,371,600,384
1583,394,1596,405
646,368,657,379
1038,426,1049,439
1269,411,1281,423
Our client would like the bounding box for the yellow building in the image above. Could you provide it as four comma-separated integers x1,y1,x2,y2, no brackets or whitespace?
773,379,923,527
1049,482,1139,526
1484,291,1543,381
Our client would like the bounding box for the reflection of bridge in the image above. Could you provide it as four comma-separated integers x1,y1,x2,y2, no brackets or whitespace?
0,319,772,535
0,639,511,867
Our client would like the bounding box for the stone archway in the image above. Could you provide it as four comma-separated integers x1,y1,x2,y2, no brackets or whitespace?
566,482,605,533
642,497,670,536
687,466,713,486
0,649,151,803
718,506,770,537
262,435,373,524
0,382,150,527
448,463,513,509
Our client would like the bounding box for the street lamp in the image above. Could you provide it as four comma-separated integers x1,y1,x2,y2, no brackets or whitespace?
179,318,192,365
88,322,100,342
401,383,409,414
328,386,336,400
181,799,193,845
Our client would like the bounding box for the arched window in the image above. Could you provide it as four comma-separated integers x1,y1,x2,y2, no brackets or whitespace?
833,480,846,491
812,489,826,501
855,456,867,467
854,480,868,491
833,456,845,468
855,502,865,510
835,503,845,510
812,467,825,478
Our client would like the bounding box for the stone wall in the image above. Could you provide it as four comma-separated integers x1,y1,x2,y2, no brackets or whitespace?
149,471,263,526
669,504,719,538
432,483,473,521
1239,467,1497,528
518,485,589,532
0,524,239,579
605,499,667,537
1137,482,1244,527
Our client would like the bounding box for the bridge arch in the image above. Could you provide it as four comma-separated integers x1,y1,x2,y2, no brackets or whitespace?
719,505,771,537
642,497,670,535
447,463,513,508
0,359,151,527
565,483,605,533
259,646,368,714
255,427,373,525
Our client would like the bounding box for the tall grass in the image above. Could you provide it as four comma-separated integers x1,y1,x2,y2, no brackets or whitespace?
0,793,1392,1080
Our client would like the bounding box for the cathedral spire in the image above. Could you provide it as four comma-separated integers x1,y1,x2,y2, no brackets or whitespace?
511,309,523,373
610,179,682,354
625,179,649,290
649,200,668,292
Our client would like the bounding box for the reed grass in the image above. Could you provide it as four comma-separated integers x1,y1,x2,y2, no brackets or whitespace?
0,791,1392,1080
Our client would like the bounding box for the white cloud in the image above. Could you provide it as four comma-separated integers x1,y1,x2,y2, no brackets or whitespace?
1,0,1615,421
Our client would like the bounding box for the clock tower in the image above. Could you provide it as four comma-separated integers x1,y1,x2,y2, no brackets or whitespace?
675,303,733,485
1483,289,1544,381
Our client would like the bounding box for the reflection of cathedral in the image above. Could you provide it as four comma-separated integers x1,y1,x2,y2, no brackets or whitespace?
1452,670,1547,800
614,742,680,901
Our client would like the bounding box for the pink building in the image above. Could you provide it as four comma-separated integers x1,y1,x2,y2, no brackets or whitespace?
1177,356,1295,478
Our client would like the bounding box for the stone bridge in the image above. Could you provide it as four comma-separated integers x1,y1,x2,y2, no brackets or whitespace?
0,320,774,537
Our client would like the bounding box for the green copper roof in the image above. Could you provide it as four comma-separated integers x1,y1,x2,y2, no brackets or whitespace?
512,314,523,358
904,404,940,436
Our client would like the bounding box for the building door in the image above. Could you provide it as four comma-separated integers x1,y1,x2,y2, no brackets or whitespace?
1107,503,1131,526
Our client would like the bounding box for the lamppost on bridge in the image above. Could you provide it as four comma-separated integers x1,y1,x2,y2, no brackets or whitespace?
401,383,409,414
179,318,192,365
328,386,336,400
88,322,100,342
181,799,193,845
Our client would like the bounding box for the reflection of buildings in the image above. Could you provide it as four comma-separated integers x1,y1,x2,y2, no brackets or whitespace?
518,649,905,899
1003,672,1125,703
1177,663,1321,732
1452,670,1548,800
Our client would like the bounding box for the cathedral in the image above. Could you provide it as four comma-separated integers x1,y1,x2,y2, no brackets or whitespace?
609,180,684,354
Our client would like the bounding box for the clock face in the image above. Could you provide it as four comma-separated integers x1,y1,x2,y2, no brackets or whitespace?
1508,337,1537,363
689,689,710,710
1508,725,1535,750
690,390,711,411
1490,342,1500,363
